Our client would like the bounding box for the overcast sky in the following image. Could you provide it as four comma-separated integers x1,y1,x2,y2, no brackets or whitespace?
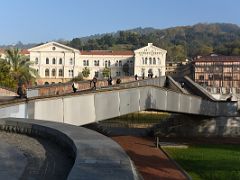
0,0,239,45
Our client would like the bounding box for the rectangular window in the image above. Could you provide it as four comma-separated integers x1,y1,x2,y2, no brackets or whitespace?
69,58,73,65
83,60,89,66
94,60,99,66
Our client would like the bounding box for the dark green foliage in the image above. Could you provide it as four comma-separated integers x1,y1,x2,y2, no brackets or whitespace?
0,59,16,88
69,23,240,61
102,67,110,78
82,67,90,78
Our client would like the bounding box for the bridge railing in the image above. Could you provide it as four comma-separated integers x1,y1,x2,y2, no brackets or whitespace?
27,76,166,98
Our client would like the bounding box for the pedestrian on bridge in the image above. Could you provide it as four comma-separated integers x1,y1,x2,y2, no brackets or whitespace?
92,76,97,90
107,76,112,86
72,82,78,93
135,74,138,81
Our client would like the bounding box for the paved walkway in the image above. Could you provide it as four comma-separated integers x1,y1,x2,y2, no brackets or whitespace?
0,132,74,180
112,136,187,180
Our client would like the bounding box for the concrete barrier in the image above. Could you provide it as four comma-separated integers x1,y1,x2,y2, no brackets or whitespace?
0,85,238,126
0,118,140,180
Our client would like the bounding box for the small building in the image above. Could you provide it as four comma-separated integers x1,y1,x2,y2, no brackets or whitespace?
192,54,240,94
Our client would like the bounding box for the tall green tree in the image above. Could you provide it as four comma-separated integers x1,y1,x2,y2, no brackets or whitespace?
6,48,37,86
102,67,111,78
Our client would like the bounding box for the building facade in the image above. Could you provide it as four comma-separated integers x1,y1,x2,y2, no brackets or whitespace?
165,60,192,78
134,43,167,78
192,54,240,94
28,42,167,85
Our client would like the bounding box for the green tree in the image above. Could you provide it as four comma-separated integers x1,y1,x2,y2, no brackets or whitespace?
102,67,111,78
70,38,82,49
6,48,37,86
0,59,16,88
82,67,90,78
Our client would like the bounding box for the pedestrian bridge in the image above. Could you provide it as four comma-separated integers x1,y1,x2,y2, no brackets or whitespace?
0,77,238,126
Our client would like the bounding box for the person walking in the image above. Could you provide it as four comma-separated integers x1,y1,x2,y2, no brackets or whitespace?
92,76,97,90
72,81,78,93
135,74,138,81
107,76,112,86
17,84,24,98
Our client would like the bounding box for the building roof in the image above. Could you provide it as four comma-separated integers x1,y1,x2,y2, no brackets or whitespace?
28,41,80,52
20,49,30,55
80,50,134,56
0,49,29,55
193,55,240,62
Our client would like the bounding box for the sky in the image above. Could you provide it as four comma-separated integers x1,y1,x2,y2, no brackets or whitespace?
0,0,240,45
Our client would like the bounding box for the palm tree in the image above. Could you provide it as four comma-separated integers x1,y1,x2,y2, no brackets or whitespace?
6,48,37,86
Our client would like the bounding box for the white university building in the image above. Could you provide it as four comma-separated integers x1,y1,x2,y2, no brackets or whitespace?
28,42,167,85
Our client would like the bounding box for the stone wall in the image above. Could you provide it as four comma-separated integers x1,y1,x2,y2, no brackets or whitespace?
0,87,17,96
29,76,135,97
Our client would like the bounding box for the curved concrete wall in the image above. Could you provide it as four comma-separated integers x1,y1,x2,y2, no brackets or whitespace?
0,86,237,126
0,118,140,180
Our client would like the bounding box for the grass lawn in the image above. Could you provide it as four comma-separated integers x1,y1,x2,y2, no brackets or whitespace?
163,144,240,180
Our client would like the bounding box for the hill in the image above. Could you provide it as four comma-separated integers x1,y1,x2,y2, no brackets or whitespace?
68,23,240,61
2,23,240,61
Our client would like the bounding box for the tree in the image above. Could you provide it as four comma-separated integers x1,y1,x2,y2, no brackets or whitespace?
6,48,37,86
0,59,16,88
102,67,111,78
82,67,90,78
70,38,82,49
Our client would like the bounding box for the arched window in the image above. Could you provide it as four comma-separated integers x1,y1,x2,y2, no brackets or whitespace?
52,58,56,64
119,60,122,67
115,60,118,66
145,57,148,64
45,69,49,77
35,57,38,64
149,57,152,64
142,57,144,64
44,82,49,85
105,61,108,68
59,58,62,64
153,58,156,65
46,58,49,64
52,69,56,76
59,69,63,76
108,60,111,67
